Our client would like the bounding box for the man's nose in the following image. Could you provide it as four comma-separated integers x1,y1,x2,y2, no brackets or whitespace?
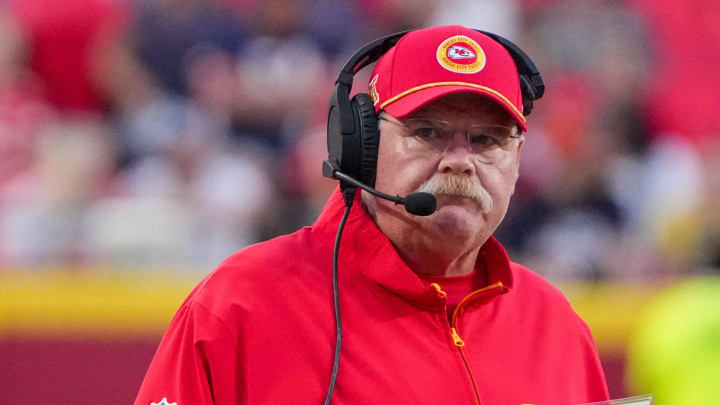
438,133,475,176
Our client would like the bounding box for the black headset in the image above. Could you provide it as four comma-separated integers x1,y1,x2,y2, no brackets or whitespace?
323,28,545,191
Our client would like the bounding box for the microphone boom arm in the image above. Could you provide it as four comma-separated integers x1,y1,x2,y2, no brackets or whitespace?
322,160,436,216
332,171,404,205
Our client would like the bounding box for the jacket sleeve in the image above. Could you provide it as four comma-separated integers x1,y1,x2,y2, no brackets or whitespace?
577,316,611,403
134,301,242,405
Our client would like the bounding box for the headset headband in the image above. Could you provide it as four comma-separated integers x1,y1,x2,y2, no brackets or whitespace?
335,28,544,116
335,30,411,87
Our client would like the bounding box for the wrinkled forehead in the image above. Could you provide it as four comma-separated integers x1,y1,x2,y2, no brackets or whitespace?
406,93,516,127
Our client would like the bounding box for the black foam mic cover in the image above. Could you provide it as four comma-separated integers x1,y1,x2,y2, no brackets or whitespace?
403,192,437,216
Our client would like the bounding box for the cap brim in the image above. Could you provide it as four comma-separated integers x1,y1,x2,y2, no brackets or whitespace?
381,85,528,132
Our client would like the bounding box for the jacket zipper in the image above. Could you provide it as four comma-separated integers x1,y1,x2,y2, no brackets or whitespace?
450,281,504,343
432,281,505,405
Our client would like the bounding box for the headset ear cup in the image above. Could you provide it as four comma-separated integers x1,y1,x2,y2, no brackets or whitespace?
519,75,535,116
351,93,380,188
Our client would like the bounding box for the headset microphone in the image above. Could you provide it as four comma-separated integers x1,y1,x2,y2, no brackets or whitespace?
323,160,437,216
402,192,437,217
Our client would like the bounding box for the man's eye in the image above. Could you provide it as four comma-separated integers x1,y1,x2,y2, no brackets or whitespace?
414,127,441,139
469,134,499,146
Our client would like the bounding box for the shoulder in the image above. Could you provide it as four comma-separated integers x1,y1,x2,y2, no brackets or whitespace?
213,225,322,279
510,262,570,304
507,262,590,330
179,225,332,324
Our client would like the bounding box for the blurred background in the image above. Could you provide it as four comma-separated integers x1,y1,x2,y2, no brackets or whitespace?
1,0,719,403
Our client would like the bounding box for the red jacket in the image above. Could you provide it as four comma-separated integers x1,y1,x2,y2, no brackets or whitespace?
135,190,610,405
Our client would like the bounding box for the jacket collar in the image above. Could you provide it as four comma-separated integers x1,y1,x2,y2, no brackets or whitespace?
313,188,513,308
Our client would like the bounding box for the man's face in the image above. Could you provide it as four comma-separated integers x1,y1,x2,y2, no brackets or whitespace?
368,93,524,246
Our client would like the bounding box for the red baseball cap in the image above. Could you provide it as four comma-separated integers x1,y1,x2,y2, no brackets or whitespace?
368,25,527,131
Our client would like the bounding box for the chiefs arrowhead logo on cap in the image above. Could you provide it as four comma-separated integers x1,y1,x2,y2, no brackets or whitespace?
436,35,486,74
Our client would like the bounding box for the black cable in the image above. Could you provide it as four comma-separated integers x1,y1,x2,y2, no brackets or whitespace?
324,193,353,405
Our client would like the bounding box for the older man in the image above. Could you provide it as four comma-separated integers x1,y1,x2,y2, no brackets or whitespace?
136,26,610,405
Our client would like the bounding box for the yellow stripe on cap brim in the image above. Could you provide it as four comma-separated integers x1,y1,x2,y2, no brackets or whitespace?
380,81,526,123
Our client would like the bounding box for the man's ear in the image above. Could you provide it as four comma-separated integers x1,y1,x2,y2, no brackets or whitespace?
510,134,525,197
516,134,526,161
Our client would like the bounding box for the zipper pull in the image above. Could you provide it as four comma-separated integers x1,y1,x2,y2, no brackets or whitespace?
451,327,465,347
430,282,447,298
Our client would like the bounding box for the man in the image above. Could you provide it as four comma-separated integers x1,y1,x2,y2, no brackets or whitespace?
135,26,610,405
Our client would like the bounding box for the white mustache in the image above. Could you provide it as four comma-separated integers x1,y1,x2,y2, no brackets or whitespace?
415,174,493,214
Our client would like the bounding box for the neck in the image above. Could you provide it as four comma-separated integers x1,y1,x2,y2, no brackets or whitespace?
394,241,481,277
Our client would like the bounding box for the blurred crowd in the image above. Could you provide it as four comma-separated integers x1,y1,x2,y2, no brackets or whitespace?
0,0,718,280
